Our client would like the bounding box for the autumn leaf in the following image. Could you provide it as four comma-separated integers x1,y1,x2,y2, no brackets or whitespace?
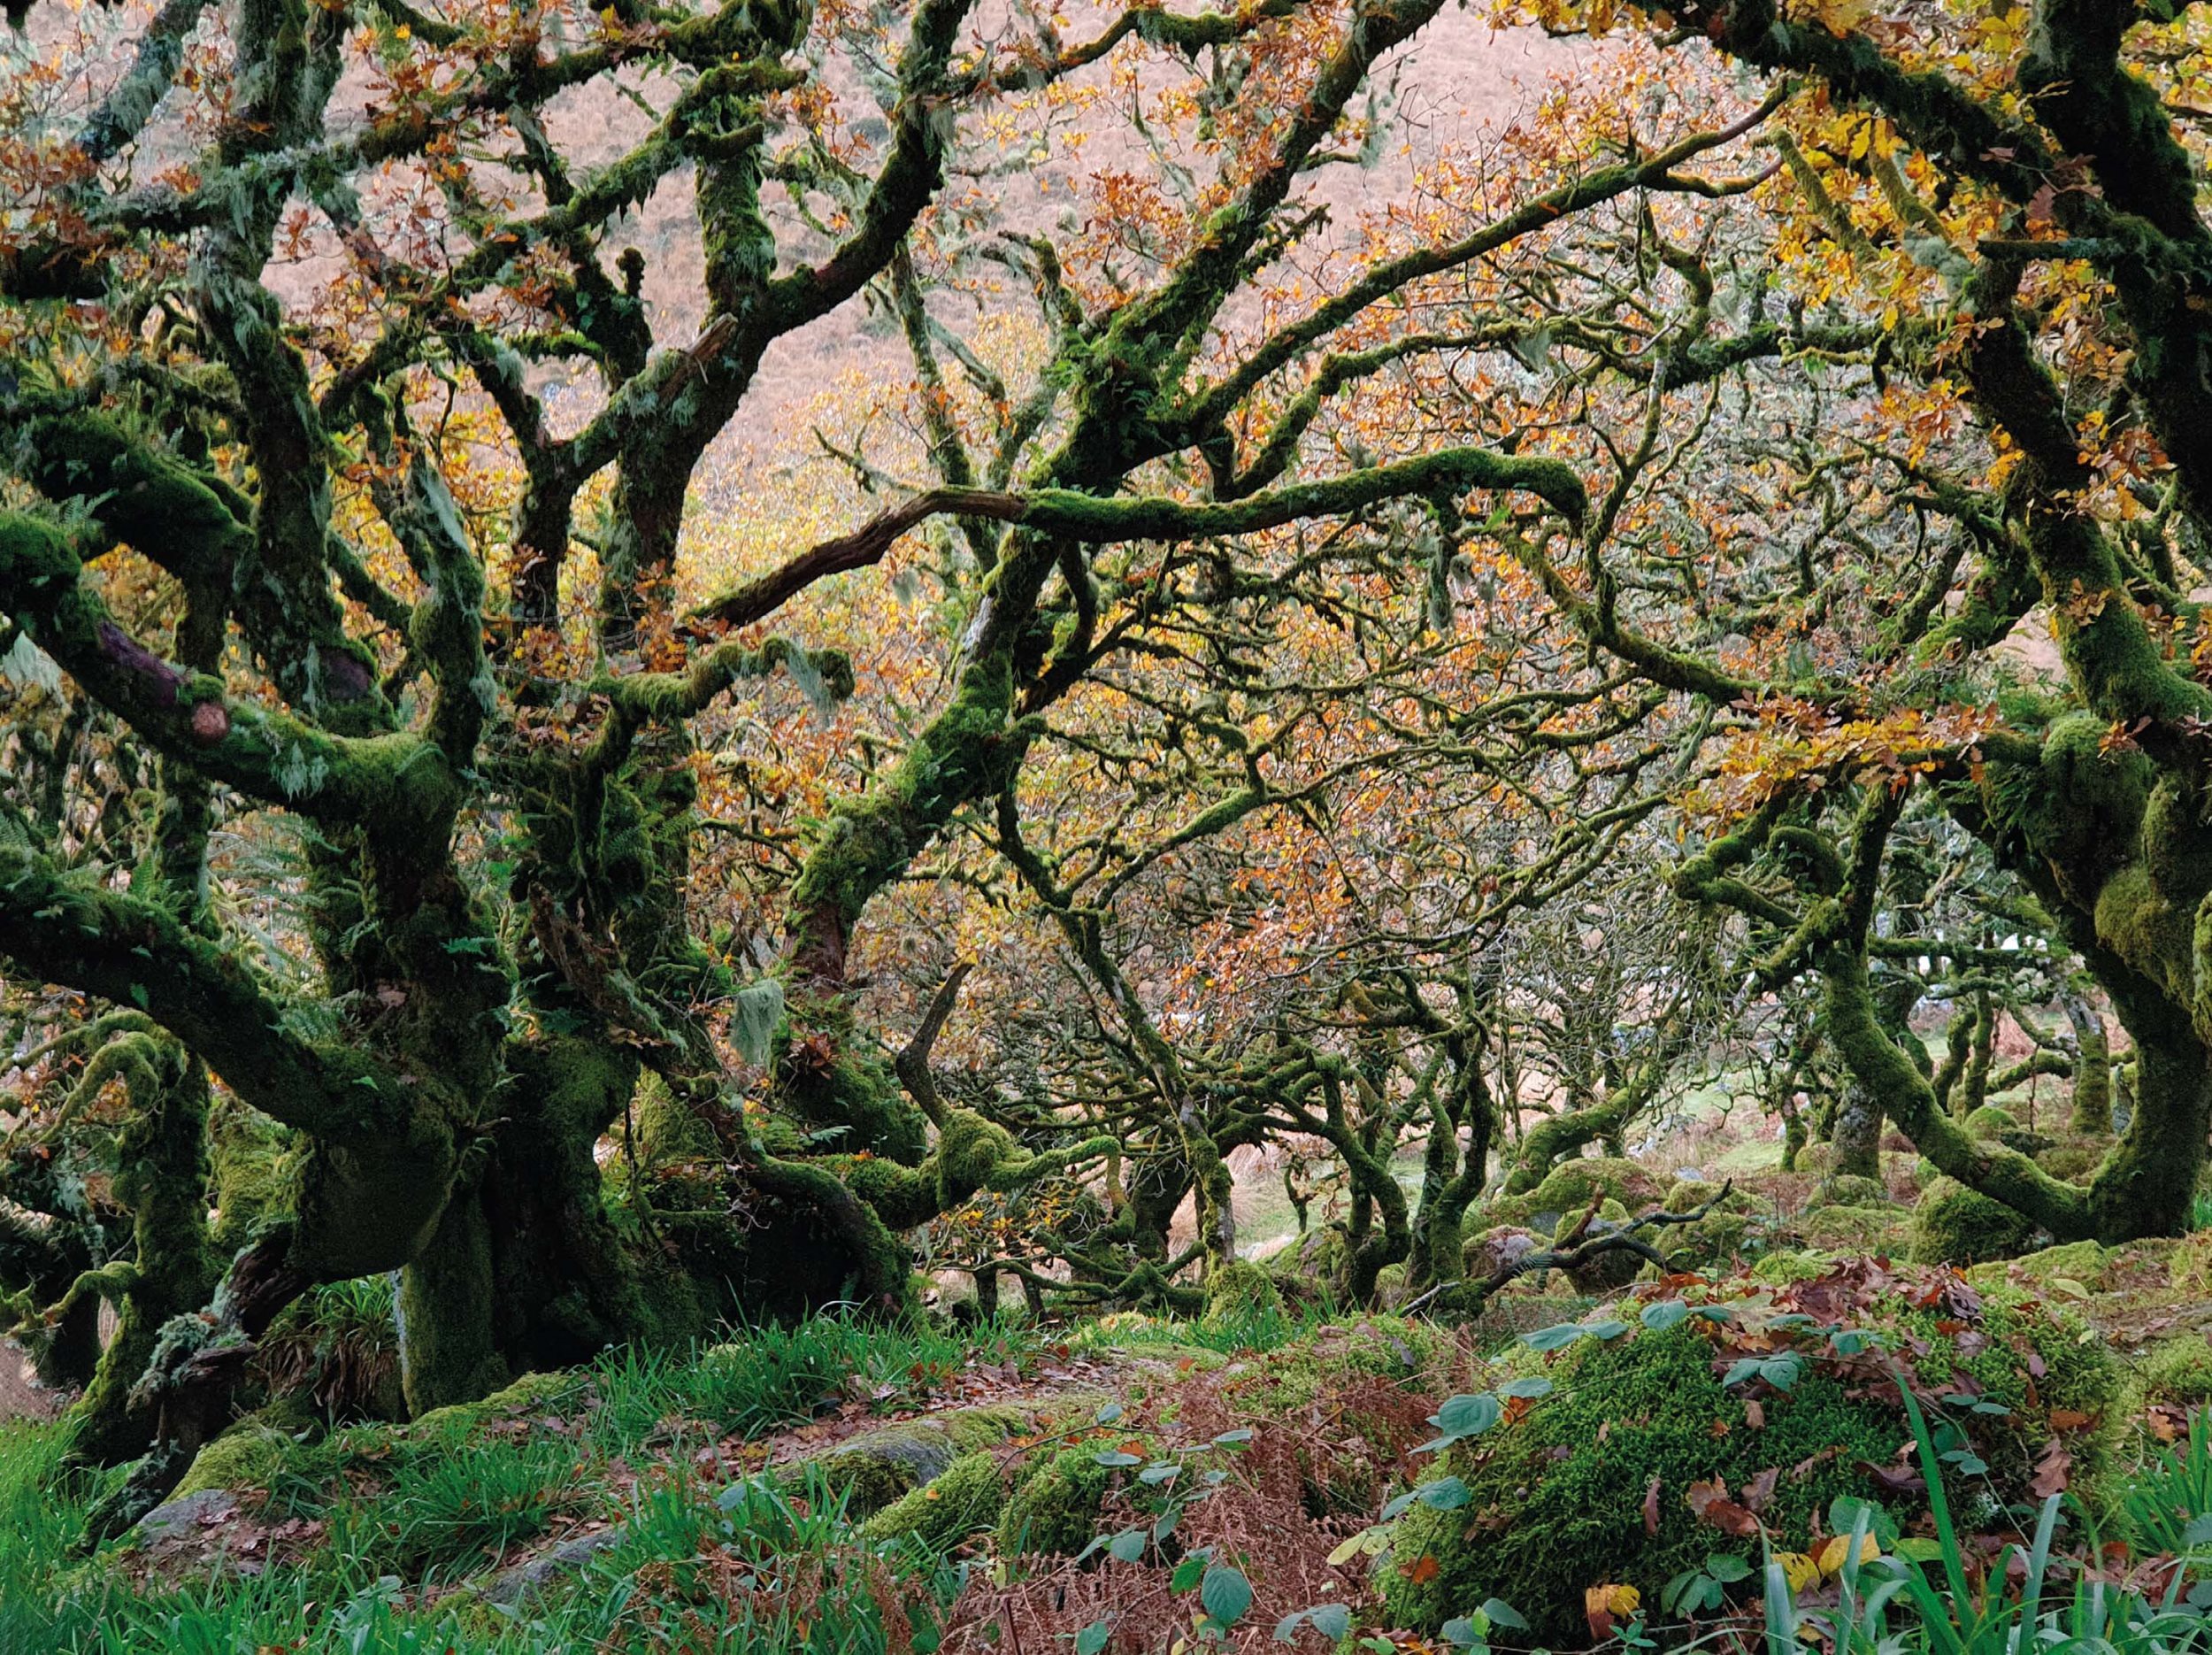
1585,1582,1640,1640
1405,1553,1440,1586
1686,1478,1761,1537
1814,1532,1880,1576
2033,1438,2072,1499
1642,1474,1662,1537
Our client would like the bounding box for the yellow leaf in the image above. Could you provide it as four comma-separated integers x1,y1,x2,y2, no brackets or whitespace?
1778,1552,1820,1593
1816,1532,1880,1576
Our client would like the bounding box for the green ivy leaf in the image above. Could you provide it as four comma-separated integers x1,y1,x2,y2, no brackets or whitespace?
1641,1300,1690,1332
1200,1563,1253,1628
1522,1322,1587,1352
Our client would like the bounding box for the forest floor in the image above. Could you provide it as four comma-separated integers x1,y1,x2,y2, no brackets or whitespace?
12,1190,2212,1654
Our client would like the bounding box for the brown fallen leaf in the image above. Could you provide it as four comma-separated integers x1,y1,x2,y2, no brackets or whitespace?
2033,1437,2072,1499
1742,1466,1780,1514
1643,1474,1662,1537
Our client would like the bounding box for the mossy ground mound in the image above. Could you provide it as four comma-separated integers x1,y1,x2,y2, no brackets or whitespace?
1909,1177,2039,1266
1793,1203,1909,1256
1381,1266,2119,1643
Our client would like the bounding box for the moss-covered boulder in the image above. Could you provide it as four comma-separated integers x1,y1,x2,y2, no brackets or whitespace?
1909,1178,2038,1267
1219,1316,1455,1513
1965,1239,2115,1296
1794,1204,1908,1257
1659,1183,1772,1269
1793,1141,1839,1180
1381,1273,2119,1643
860,1449,1010,1552
1815,1174,1892,1210
407,1370,585,1443
1202,1259,1283,1328
2037,1139,2107,1183
1487,1158,1663,1231
810,1403,1042,1516
171,1423,295,1500
2141,1336,2212,1408
1461,1225,1542,1282
996,1435,1160,1555
1963,1105,2020,1140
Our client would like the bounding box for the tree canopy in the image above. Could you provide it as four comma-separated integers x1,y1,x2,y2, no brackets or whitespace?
6,0,2212,1536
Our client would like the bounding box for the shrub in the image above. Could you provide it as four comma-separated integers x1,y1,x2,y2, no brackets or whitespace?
1909,1177,2038,1266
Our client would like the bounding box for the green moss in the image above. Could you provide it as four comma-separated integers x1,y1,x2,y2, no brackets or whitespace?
1749,1249,1826,1284
1816,1174,1893,1209
1381,1324,1900,1641
171,1423,294,1499
1485,1158,1662,1231
1202,1260,1283,1328
1657,1186,1772,1271
1964,1105,2021,1139
1797,1204,1909,1256
859,1449,1010,1551
812,1404,1039,1517
408,1371,586,1444
2038,1139,2107,1183
1909,1177,2039,1266
2141,1336,2212,1406
1382,1288,2120,1642
997,1435,1156,1556
1965,1239,2114,1295
1793,1142,1839,1180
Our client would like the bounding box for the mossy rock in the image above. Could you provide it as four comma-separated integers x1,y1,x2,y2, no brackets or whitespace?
1962,1105,2025,1144
1659,1185,1772,1270
1559,1210,1651,1295
1224,1316,1451,1418
1462,1225,1542,1282
997,1434,1157,1555
1371,1263,1408,1307
2037,1139,2107,1183
2141,1336,2212,1407
811,1402,1043,1516
1202,1260,1283,1328
171,1423,296,1500
1909,1178,2038,1267
1748,1249,1826,1284
1795,1205,1907,1257
1966,1239,2114,1296
860,1449,1010,1552
1815,1174,1892,1210
1264,1230,1343,1301
1793,1142,1839,1180
1488,1158,1663,1230
1381,1280,2118,1643
409,1371,587,1444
